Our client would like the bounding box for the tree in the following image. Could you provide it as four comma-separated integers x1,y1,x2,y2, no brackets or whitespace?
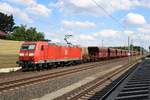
6,25,45,41
0,12,15,33
26,27,44,41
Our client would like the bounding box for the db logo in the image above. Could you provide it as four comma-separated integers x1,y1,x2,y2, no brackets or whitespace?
65,50,68,55
25,53,28,56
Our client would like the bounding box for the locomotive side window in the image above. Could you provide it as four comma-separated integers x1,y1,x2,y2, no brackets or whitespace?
21,44,35,50
41,45,44,51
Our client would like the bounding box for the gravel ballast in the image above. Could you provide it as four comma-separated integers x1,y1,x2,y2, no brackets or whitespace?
0,59,128,100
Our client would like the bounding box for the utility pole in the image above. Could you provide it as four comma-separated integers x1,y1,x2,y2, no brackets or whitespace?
128,36,131,63
131,39,133,61
102,40,104,47
140,46,142,56
140,42,142,56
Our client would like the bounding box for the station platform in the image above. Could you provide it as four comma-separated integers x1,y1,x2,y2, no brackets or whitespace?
101,58,150,100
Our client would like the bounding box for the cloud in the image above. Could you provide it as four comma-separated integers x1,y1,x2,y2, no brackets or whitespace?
134,33,150,41
6,0,51,16
57,0,102,16
137,28,150,33
61,29,135,46
0,2,33,23
6,0,36,5
56,0,150,16
69,29,131,46
123,30,134,36
122,12,147,26
136,25,150,34
51,39,61,43
94,29,121,38
44,28,147,47
62,20,96,29
78,34,95,41
26,4,51,16
70,34,96,46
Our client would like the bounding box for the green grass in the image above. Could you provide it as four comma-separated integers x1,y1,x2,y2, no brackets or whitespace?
0,39,23,68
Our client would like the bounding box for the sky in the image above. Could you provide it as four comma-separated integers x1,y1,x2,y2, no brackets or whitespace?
0,0,150,49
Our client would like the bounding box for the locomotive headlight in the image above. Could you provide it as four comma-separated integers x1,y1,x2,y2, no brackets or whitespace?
29,53,34,56
19,53,24,56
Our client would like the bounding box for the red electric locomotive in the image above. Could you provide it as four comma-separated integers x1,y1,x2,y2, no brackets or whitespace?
17,41,82,70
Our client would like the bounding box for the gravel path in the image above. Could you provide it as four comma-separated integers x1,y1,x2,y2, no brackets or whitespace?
0,58,128,100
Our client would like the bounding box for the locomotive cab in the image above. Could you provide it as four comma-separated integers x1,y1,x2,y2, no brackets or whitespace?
17,41,48,70
19,43,36,60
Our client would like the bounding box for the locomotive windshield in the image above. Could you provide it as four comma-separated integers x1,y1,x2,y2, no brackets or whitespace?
21,44,35,50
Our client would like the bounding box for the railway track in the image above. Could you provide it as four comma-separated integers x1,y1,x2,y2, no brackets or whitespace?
0,58,128,93
54,59,141,100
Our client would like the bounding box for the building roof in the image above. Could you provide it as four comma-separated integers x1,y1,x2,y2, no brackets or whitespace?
0,30,6,36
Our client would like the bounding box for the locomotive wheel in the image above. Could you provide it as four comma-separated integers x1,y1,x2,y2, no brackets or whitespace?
31,65,37,71
58,62,64,67
71,61,76,66
77,60,82,64
22,68,27,72
65,62,71,67
22,64,28,72
36,64,42,71
43,63,48,70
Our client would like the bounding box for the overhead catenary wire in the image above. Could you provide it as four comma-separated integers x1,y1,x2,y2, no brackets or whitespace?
91,0,129,46
91,0,134,62
91,0,127,30
91,0,148,54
